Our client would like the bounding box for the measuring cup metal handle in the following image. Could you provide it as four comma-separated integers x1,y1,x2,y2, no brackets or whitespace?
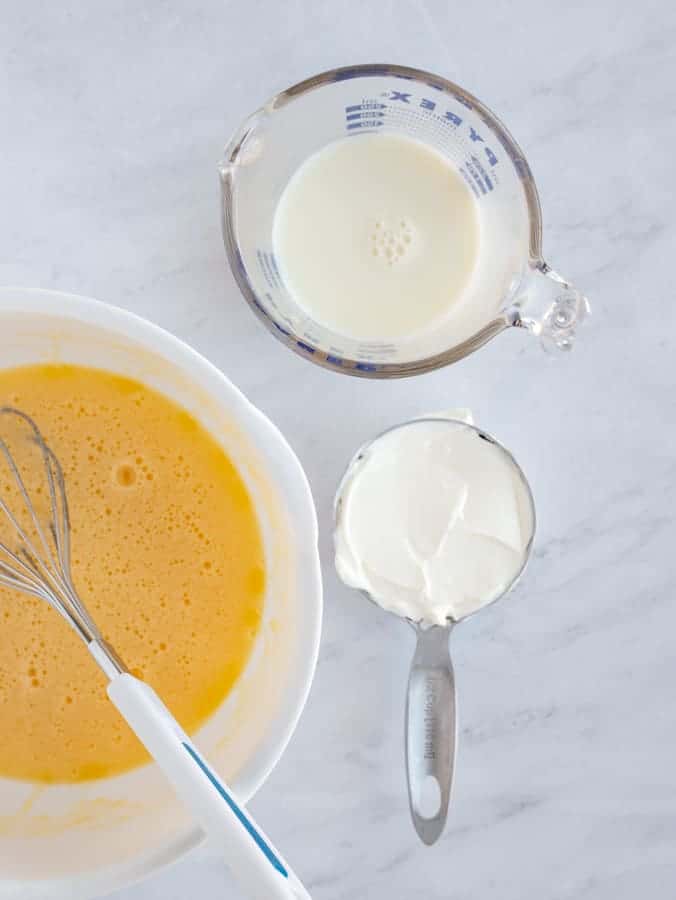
512,262,591,352
405,624,456,846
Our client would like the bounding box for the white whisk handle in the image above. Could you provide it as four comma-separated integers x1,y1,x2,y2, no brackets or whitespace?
107,673,311,900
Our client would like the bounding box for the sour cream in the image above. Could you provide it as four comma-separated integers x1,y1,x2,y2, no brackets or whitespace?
334,417,534,625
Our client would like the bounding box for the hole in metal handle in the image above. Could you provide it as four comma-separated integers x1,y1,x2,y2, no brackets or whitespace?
417,774,442,819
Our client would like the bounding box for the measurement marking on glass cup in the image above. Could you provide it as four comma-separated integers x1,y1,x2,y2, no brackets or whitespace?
346,102,386,112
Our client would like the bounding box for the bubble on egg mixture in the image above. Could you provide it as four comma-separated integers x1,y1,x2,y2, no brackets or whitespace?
114,462,137,487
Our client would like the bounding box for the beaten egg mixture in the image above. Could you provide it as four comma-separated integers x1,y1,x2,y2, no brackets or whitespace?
0,364,264,783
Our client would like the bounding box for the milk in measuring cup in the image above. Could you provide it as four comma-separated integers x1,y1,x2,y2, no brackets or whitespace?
272,133,480,342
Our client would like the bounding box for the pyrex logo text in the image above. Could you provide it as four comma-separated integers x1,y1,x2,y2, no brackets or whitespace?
386,90,499,168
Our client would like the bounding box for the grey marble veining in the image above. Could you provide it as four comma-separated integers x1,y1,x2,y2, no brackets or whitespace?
1,0,675,897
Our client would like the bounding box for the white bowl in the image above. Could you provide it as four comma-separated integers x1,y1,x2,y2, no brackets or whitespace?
0,287,322,898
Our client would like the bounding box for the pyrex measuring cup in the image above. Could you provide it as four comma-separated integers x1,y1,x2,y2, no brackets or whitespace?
220,63,590,378
334,417,536,843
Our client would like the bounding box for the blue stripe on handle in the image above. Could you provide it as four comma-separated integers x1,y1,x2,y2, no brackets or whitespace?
182,742,288,878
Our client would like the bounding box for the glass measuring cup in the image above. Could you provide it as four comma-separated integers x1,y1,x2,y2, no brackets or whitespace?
333,417,536,843
220,63,590,378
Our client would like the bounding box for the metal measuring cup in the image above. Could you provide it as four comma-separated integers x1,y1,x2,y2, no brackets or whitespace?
334,417,536,845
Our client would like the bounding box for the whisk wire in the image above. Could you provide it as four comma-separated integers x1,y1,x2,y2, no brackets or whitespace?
0,430,60,574
0,557,50,599
44,442,72,580
0,539,52,592
0,407,99,643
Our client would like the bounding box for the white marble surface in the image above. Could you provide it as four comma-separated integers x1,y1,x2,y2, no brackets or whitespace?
2,0,675,897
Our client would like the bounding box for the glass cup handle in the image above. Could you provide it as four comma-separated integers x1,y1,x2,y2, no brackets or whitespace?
512,262,591,352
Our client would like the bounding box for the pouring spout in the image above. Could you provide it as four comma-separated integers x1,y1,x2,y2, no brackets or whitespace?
511,263,591,352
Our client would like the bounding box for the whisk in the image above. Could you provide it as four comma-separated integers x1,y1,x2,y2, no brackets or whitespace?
0,407,310,900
